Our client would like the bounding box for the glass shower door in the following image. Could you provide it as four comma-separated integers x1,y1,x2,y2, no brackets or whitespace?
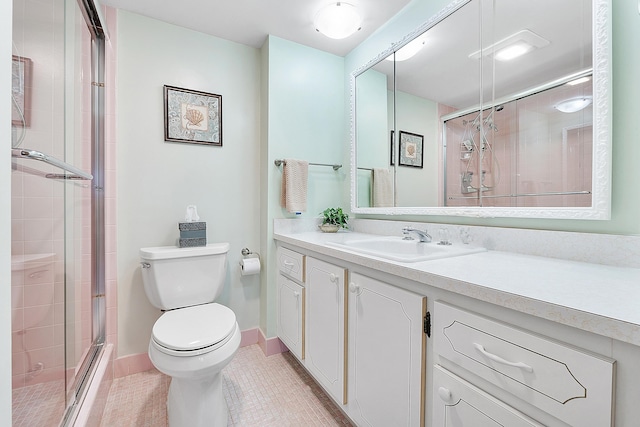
11,0,100,424
63,0,97,415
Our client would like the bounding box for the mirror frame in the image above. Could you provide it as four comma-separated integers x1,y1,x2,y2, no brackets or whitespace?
350,0,611,219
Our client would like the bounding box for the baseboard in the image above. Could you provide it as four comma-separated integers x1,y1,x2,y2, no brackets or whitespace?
257,328,289,357
113,352,154,378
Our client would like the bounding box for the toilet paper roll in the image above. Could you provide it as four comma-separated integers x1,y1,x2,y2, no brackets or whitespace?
240,257,261,276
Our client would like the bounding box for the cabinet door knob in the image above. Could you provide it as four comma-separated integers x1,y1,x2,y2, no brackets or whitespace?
293,291,300,298
329,273,338,282
438,387,452,402
349,283,360,293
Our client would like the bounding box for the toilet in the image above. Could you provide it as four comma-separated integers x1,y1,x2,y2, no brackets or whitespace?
139,243,240,427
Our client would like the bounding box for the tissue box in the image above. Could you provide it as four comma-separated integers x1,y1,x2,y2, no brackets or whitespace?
178,222,206,247
179,237,207,248
178,222,206,232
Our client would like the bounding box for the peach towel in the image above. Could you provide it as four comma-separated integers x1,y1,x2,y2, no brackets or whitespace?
280,159,309,213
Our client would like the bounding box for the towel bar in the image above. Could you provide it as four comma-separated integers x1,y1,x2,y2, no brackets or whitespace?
274,159,342,171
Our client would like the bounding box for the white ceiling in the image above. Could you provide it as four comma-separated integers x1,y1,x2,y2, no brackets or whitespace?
98,0,412,57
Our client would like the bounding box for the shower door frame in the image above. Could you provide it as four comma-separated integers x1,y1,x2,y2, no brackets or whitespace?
60,0,107,424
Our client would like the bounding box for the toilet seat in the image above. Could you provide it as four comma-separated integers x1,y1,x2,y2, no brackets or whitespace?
152,303,237,357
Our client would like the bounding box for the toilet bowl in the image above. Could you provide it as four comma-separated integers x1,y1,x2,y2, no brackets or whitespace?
140,243,239,427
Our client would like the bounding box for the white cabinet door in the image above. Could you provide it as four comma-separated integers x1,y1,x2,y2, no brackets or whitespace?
433,365,544,427
348,272,426,427
305,257,347,404
276,274,304,361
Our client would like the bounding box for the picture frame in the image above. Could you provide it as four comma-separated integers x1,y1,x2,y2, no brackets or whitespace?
164,85,222,146
12,55,32,127
398,130,424,168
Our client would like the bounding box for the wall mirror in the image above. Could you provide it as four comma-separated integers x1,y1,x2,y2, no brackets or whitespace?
351,0,611,219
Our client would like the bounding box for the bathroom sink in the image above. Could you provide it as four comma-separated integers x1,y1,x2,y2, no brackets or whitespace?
326,237,486,263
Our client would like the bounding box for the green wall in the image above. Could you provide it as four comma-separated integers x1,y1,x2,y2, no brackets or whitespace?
260,36,346,336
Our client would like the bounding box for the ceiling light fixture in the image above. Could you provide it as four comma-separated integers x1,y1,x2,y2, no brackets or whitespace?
314,2,362,40
469,29,550,62
555,97,593,113
385,34,429,62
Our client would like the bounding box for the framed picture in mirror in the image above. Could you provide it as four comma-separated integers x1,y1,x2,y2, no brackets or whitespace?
390,130,395,165
399,131,423,168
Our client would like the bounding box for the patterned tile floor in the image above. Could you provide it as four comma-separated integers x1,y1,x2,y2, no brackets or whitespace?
12,379,65,427
100,345,354,426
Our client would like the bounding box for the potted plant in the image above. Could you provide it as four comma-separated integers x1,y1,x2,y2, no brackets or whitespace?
319,207,349,233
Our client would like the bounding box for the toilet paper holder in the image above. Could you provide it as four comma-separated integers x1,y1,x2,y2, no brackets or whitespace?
239,248,261,276
241,247,260,258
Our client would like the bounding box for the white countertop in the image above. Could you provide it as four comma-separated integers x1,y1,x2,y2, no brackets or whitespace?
274,230,640,347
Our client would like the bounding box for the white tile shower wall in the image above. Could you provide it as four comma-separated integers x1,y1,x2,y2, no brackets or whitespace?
274,218,640,268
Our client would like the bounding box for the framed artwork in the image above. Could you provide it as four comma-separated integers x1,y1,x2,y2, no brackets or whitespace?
390,130,395,165
398,130,424,168
12,56,32,127
164,85,222,146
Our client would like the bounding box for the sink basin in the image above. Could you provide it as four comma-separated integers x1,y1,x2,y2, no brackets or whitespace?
326,237,486,263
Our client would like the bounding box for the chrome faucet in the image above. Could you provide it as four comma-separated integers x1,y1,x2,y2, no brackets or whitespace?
402,227,432,243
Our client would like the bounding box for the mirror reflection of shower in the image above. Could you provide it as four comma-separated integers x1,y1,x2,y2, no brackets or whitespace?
444,73,593,208
11,47,30,149
459,107,502,195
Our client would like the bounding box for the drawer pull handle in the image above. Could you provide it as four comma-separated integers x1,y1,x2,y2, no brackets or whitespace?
329,273,338,283
473,343,534,373
283,260,295,267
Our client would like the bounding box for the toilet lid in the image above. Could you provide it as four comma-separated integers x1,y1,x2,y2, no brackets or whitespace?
152,303,236,352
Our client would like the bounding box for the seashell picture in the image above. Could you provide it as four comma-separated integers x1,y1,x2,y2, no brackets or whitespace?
164,85,222,146
398,130,424,168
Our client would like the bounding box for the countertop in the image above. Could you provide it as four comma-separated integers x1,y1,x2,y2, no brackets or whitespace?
274,230,640,347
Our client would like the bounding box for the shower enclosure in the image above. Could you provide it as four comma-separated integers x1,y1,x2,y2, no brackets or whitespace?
443,74,593,208
11,0,107,424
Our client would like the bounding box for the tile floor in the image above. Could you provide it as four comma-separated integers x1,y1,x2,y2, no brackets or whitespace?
100,345,354,426
12,379,65,427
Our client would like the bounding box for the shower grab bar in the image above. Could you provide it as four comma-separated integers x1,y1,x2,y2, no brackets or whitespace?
274,159,342,171
11,148,93,180
448,190,591,200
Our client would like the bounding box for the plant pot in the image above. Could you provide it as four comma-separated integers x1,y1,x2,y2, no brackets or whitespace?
318,224,340,233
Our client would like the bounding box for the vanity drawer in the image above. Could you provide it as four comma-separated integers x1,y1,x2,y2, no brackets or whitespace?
434,301,615,427
277,247,305,283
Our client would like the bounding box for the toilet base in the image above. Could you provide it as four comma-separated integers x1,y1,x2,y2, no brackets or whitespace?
149,322,241,427
167,373,227,427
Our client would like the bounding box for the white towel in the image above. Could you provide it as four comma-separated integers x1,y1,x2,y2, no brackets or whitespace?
280,159,309,213
372,168,394,207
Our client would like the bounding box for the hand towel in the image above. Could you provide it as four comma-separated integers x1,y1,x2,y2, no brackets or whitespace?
280,159,309,213
372,168,394,207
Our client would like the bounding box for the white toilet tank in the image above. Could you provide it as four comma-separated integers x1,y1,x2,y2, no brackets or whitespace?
140,243,230,311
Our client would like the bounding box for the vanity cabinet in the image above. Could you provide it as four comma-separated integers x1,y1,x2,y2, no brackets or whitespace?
304,256,347,404
348,273,426,427
276,247,306,361
432,365,543,427
433,301,615,427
